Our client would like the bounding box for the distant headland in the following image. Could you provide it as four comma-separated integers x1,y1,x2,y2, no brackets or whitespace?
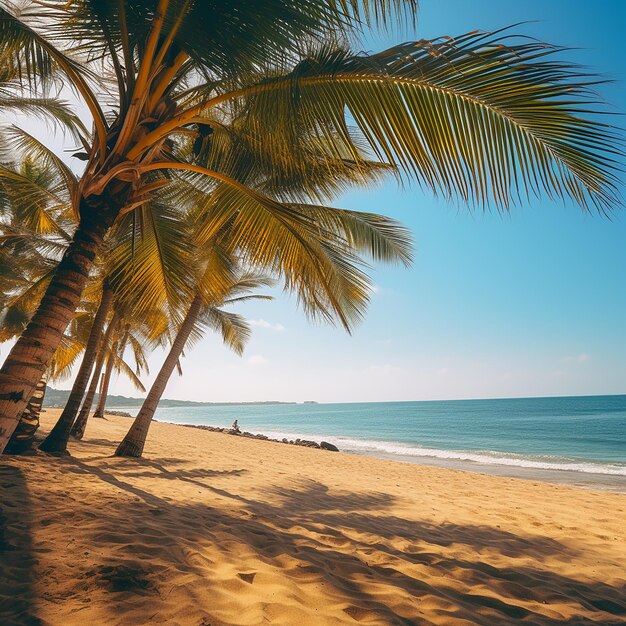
43,387,300,409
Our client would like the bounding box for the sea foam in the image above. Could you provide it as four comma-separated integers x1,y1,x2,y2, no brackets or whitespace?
249,428,626,476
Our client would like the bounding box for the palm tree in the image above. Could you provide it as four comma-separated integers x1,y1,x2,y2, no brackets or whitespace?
3,327,89,453
92,333,122,418
70,302,157,439
0,147,77,451
113,126,416,459
0,144,154,451
0,1,622,453
38,282,114,451
90,319,143,419
115,267,273,457
3,373,47,453
0,279,93,452
69,310,120,439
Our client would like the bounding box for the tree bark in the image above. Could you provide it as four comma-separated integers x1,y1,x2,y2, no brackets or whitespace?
4,374,48,454
94,325,129,418
38,284,115,453
0,198,119,454
115,295,203,458
70,315,117,440
93,354,114,418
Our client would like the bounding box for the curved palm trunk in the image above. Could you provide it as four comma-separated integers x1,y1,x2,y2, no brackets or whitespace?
0,199,119,454
70,316,117,440
4,374,48,454
115,295,203,458
94,325,129,418
93,354,114,418
38,285,115,453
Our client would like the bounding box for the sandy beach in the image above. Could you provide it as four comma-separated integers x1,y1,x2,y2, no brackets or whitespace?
1,409,625,626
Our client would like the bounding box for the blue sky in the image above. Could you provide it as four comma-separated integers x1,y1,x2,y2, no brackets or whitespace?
152,0,626,403
4,1,626,402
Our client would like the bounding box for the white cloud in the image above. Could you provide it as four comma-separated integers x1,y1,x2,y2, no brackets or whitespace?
562,353,590,364
436,367,449,376
369,284,381,295
247,354,269,366
248,319,285,332
367,363,403,376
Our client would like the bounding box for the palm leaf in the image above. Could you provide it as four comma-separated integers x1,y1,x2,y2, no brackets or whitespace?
0,93,87,141
0,163,69,235
0,2,106,154
3,266,55,315
48,333,85,382
160,0,418,79
1,125,78,198
201,308,250,355
227,32,623,212
293,204,413,266
106,199,194,323
185,173,372,331
0,226,69,261
112,353,147,393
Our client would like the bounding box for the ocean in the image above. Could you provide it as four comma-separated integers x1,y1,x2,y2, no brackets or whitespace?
143,394,626,490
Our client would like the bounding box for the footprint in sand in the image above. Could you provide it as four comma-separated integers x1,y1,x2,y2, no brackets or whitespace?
237,572,256,584
92,564,153,592
343,606,373,622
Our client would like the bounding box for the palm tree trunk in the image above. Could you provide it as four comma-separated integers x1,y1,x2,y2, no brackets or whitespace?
94,325,129,418
38,284,115,453
93,354,114,418
0,198,119,454
70,316,117,440
4,374,48,454
115,295,203,458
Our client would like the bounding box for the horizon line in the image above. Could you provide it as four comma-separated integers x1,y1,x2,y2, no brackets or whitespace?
46,387,626,405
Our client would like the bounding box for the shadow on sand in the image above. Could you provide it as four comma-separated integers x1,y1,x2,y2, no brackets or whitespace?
0,464,40,625
2,451,625,625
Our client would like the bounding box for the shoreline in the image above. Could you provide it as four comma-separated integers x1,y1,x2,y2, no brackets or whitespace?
357,450,626,493
3,409,624,625
158,418,626,493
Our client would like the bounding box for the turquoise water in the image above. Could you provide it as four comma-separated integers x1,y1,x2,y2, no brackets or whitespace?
139,395,626,482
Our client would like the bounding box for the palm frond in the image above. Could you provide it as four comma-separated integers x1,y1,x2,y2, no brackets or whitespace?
0,226,68,262
192,238,239,306
294,204,413,266
1,125,78,198
3,266,55,317
48,333,85,382
0,163,68,235
229,33,623,212
165,0,417,79
126,332,150,376
186,116,394,203
106,199,194,323
198,307,250,355
112,353,147,392
223,272,276,298
0,94,87,142
0,303,30,341
187,174,372,331
0,1,106,154
223,294,273,305
0,261,59,341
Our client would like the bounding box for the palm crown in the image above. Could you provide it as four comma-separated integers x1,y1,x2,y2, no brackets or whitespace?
1,98,414,452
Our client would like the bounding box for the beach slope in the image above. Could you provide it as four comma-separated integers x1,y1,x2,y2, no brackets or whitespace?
1,410,624,625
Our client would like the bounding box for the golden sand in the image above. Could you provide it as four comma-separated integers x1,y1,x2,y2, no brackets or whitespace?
1,409,625,625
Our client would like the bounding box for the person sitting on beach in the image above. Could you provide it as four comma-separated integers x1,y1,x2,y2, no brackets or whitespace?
231,419,240,432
